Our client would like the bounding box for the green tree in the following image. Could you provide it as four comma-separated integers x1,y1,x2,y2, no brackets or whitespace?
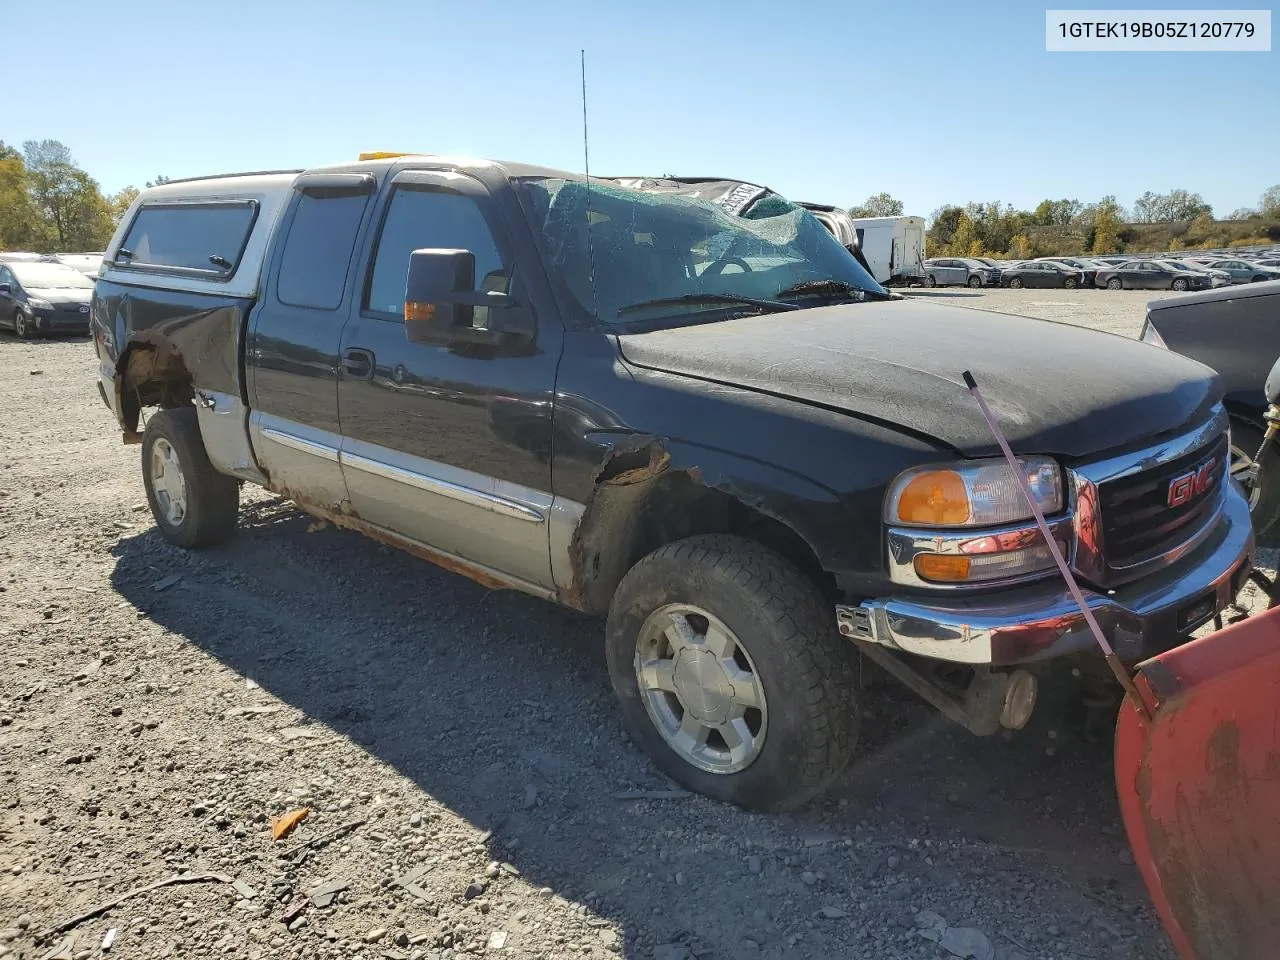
1030,198,1082,227
1132,188,1213,222
1260,185,1280,218
926,205,965,250
849,192,904,217
110,186,140,224
145,175,171,188
1091,203,1122,254
22,140,113,251
0,141,38,250
947,213,978,256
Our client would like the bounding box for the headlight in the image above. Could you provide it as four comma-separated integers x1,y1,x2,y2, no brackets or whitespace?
885,456,1063,528
27,297,53,310
1140,319,1168,349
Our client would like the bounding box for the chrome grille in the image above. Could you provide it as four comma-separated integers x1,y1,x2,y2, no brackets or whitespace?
1098,433,1227,568
1070,408,1230,587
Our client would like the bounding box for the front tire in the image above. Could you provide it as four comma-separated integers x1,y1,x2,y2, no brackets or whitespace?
605,535,858,811
1230,420,1280,546
141,407,239,548
1063,277,1079,289
967,275,983,288
1106,277,1123,290
1172,278,1189,291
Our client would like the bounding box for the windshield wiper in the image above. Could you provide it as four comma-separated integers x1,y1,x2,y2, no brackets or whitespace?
616,293,800,317
776,280,897,302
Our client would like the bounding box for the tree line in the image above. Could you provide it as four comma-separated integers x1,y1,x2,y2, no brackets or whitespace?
847,187,1280,258
3,141,1277,260
0,140,167,253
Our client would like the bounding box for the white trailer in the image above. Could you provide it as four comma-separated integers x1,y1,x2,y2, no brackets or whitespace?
847,215,926,286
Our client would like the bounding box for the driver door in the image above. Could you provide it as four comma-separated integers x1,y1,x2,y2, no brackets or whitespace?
336,170,563,593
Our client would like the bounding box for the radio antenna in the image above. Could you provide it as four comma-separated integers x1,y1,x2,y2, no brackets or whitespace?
581,48,600,323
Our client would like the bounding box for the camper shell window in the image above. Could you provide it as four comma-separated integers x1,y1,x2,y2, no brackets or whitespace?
116,200,260,278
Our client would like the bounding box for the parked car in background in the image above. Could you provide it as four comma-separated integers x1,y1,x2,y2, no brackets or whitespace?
999,261,1083,288
1156,259,1231,287
1096,260,1213,291
922,257,1000,288
1203,259,1280,284
1141,280,1280,541
1035,256,1104,288
0,260,94,337
1253,258,1280,268
1092,256,1130,267
0,251,46,263
50,252,105,277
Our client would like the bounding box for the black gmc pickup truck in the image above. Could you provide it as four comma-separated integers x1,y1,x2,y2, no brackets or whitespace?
90,154,1254,810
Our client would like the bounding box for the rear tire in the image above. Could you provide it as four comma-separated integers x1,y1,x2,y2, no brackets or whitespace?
1230,420,1280,546
1008,277,1024,289
141,407,240,549
605,534,859,812
1172,278,1189,291
1106,277,1123,290
967,275,982,288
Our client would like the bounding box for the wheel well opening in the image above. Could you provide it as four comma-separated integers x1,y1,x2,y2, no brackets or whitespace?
574,471,835,614
118,341,195,432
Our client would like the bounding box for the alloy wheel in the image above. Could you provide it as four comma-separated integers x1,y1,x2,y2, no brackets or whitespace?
1230,441,1263,511
633,603,768,775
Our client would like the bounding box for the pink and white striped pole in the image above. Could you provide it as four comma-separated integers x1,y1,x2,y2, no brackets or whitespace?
961,370,1147,714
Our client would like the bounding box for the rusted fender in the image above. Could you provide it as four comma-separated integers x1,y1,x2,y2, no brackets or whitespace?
1115,606,1280,960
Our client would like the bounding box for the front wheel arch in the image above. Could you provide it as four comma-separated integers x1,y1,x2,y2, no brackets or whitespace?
567,444,838,615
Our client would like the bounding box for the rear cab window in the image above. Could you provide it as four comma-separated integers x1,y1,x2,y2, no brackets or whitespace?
276,187,372,310
117,200,259,278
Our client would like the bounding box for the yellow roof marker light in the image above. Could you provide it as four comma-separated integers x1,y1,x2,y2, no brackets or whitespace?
358,151,417,161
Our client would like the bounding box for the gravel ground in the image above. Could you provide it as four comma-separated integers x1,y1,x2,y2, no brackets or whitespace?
1,291,1270,960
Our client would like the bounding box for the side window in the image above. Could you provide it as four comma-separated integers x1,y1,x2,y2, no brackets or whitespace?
119,201,258,274
277,189,371,310
366,188,506,319
0,267,11,288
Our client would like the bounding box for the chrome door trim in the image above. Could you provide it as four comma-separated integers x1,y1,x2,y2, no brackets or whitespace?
339,450,546,524
260,427,340,463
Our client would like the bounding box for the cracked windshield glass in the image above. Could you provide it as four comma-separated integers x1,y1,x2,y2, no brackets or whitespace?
520,178,885,325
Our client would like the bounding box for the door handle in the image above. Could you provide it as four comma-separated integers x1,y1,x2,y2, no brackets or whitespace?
341,348,375,381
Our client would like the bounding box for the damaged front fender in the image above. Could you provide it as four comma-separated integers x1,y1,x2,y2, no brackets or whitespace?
563,436,845,614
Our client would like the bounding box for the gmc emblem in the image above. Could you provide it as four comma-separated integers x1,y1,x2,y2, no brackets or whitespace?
1168,457,1218,508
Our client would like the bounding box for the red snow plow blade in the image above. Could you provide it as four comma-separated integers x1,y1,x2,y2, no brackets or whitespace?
1115,605,1280,960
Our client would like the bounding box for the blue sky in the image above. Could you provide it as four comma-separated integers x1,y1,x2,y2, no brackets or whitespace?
8,0,1277,218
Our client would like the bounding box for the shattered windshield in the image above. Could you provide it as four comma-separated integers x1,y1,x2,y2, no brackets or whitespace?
516,178,885,327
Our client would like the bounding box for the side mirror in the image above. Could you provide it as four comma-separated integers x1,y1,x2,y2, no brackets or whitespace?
0,283,10,295
1265,355,1280,405
404,248,528,344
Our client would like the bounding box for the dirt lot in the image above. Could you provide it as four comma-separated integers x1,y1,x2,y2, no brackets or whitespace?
0,290,1267,960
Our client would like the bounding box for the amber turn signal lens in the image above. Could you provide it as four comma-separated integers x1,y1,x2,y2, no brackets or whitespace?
914,554,972,582
404,301,435,322
896,470,971,525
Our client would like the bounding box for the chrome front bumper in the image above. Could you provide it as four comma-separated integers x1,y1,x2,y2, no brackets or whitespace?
837,484,1254,666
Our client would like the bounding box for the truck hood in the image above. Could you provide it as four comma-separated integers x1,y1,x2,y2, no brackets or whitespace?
616,300,1222,460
